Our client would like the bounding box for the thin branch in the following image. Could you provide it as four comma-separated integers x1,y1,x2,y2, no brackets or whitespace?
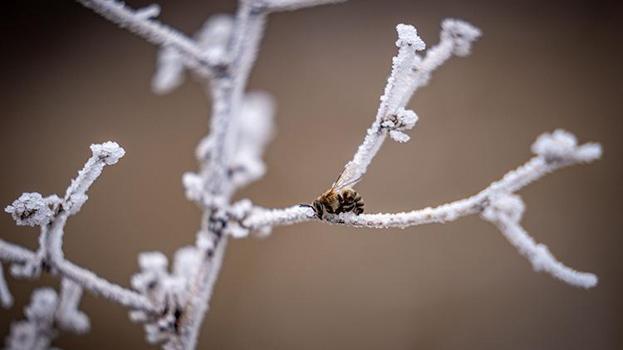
246,131,601,230
243,130,601,288
2,143,156,313
341,21,480,189
0,239,36,264
75,0,219,79
257,0,347,12
481,194,597,288
0,264,13,308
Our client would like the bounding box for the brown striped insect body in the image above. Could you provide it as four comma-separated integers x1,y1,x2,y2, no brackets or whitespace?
312,163,364,219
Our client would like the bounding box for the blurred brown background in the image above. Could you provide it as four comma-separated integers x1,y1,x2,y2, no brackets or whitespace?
1,0,622,349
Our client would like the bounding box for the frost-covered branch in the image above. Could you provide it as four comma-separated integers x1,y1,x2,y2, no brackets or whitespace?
343,21,480,187
481,194,597,288
0,264,13,308
76,0,220,79
2,142,155,313
243,130,601,288
255,0,347,12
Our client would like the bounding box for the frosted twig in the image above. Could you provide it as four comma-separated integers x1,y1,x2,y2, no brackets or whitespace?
342,21,480,187
481,194,597,288
256,0,347,12
0,264,13,308
55,278,90,333
242,130,601,288
153,14,235,94
2,143,156,312
76,0,219,79
246,130,601,230
0,239,36,264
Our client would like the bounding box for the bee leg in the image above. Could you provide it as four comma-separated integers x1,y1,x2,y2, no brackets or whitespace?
354,201,364,215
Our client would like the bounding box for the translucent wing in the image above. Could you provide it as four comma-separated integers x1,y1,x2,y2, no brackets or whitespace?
332,161,363,191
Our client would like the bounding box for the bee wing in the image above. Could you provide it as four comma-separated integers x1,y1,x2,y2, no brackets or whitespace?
332,161,363,191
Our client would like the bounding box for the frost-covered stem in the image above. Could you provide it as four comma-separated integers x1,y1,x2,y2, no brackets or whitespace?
0,264,13,308
0,239,36,264
75,0,217,78
179,3,268,348
343,21,480,185
481,195,597,288
179,238,228,350
256,0,347,12
55,259,155,311
243,130,600,288
246,141,599,230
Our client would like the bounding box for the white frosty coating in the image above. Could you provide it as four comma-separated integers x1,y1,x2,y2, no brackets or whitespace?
260,0,347,12
532,129,602,162
134,4,160,20
4,288,57,350
341,21,480,191
196,15,235,64
4,283,91,350
440,19,482,57
152,47,185,94
252,132,600,230
90,141,125,165
55,279,90,334
338,25,426,189
1,143,154,313
5,193,60,227
229,92,276,189
152,14,235,94
482,194,597,288
0,239,36,264
0,264,13,308
383,108,419,142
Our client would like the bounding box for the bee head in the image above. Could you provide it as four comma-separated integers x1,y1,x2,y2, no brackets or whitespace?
311,200,324,219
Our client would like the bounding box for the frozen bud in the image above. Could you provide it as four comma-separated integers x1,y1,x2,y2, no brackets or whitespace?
135,4,160,20
196,231,215,251
396,24,425,50
197,14,234,63
5,321,38,349
138,252,168,272
254,225,273,238
532,129,602,163
382,108,419,143
389,130,410,143
90,141,125,165
396,108,418,129
25,288,58,322
531,129,577,161
441,19,481,56
173,246,201,281
229,199,253,219
195,136,214,161
182,172,204,202
5,193,60,227
152,47,184,94
482,193,525,223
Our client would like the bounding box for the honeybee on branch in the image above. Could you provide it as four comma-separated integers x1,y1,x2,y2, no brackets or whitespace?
311,162,365,219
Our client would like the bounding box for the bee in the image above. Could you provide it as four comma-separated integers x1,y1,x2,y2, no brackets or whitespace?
311,163,364,219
